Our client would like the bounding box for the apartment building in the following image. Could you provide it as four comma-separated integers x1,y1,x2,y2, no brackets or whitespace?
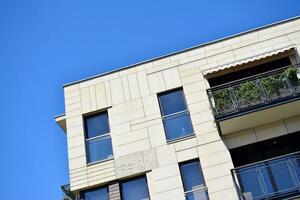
56,16,300,200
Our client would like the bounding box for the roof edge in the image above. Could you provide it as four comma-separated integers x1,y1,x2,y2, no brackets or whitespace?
63,15,300,87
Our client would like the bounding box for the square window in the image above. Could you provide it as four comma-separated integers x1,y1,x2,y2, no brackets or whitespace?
84,111,113,164
86,135,113,163
163,112,193,141
158,88,194,141
121,176,150,200
159,89,187,115
85,112,110,138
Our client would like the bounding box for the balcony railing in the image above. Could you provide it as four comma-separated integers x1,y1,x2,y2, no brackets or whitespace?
207,65,300,120
61,184,77,200
231,152,300,200
184,186,209,200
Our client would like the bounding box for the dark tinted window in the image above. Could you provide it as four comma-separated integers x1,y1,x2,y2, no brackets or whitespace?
164,112,193,141
121,176,150,200
159,89,187,115
85,112,110,138
85,112,113,163
179,160,209,200
81,187,109,200
87,135,113,163
158,88,194,141
180,161,205,191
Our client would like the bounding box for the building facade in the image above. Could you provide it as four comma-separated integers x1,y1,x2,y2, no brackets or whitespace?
56,17,300,200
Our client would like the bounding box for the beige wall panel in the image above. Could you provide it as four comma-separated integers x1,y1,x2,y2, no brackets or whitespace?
94,83,107,109
162,67,181,90
80,87,91,114
110,78,125,105
176,147,198,162
128,73,141,99
255,121,287,141
137,71,151,97
147,72,166,94
148,123,166,148
156,145,177,167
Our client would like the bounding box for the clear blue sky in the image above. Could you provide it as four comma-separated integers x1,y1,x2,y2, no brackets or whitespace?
0,0,299,199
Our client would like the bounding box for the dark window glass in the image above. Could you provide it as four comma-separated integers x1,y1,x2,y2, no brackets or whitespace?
121,176,150,200
158,88,194,141
87,136,113,163
85,112,113,163
85,112,110,138
159,89,186,115
81,187,109,200
164,112,193,141
180,160,209,200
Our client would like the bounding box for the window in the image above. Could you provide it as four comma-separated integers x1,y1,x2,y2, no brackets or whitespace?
121,176,150,200
179,160,209,200
158,88,194,141
80,186,109,200
84,111,113,163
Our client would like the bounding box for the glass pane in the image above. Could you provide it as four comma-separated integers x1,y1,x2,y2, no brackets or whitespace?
236,166,266,200
86,112,110,138
121,177,150,200
267,158,297,195
291,156,300,183
164,112,193,141
159,89,186,115
180,161,205,192
82,187,109,200
185,189,209,200
87,136,113,163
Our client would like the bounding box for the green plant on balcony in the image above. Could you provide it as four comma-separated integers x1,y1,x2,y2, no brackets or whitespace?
211,66,299,114
262,73,285,97
212,88,232,114
262,66,299,98
284,66,299,87
235,80,261,106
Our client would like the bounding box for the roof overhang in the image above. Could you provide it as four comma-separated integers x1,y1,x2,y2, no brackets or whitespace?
203,46,296,77
55,113,67,134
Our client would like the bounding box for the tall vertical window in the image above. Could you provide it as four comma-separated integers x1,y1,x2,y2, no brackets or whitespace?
121,176,150,200
84,111,113,163
158,88,194,141
80,186,109,200
179,160,209,200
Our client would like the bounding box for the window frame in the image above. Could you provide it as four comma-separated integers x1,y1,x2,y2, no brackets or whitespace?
80,185,109,200
120,175,150,200
84,111,114,165
157,88,195,142
179,159,209,200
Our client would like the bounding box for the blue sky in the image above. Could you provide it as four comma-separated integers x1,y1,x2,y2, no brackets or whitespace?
0,0,299,199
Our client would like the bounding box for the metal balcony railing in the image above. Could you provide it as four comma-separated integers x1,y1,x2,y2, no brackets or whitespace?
231,152,300,200
184,186,209,200
61,184,77,200
207,65,300,120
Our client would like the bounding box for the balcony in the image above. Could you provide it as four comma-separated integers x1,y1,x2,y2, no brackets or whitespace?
231,152,300,200
61,184,77,200
207,65,300,135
